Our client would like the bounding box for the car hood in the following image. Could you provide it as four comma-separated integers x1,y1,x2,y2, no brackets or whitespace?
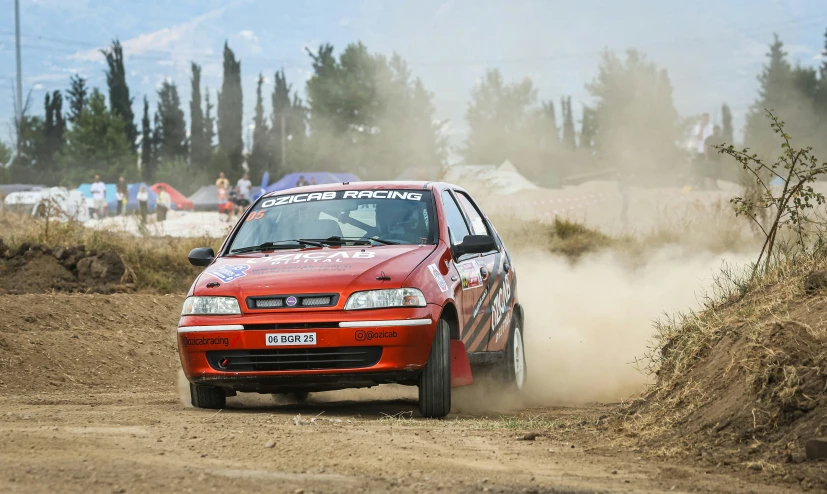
193,244,436,299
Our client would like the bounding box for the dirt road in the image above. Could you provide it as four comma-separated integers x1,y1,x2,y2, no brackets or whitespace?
0,294,805,493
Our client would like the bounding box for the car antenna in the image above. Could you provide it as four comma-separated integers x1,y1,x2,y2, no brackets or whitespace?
376,271,391,281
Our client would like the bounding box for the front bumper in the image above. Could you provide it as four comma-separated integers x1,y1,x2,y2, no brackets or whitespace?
177,305,440,392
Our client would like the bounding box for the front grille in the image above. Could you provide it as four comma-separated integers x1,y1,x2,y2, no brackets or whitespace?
256,298,284,308
247,294,339,310
206,347,383,372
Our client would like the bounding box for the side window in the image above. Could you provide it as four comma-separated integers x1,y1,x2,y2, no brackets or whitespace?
456,192,490,236
441,190,471,245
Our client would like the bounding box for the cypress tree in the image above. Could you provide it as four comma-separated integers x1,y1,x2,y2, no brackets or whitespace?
66,74,87,124
189,63,207,167
561,96,577,150
141,96,154,182
579,105,597,151
744,34,791,157
217,42,243,174
204,89,215,151
248,73,270,179
38,91,65,182
270,69,293,173
101,39,138,151
721,103,734,145
542,100,558,143
155,81,188,162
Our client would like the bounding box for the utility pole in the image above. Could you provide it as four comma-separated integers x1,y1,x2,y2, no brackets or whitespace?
14,0,24,155
280,114,286,171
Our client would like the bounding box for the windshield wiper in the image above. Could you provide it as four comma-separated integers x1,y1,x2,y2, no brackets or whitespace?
363,237,401,245
322,236,401,246
317,236,372,246
230,239,324,254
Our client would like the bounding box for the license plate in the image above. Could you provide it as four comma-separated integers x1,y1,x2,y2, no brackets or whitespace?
265,332,316,346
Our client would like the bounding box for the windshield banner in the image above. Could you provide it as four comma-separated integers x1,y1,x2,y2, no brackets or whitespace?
260,190,424,208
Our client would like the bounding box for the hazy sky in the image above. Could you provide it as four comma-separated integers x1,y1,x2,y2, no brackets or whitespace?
2,0,826,155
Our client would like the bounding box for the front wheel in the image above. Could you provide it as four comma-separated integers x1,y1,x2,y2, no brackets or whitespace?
418,319,451,418
190,383,226,409
504,323,527,391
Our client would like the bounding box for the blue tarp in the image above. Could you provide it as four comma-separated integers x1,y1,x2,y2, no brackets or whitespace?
261,172,361,195
107,183,162,212
77,183,118,204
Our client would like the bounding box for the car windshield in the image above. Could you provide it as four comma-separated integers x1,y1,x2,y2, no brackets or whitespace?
228,189,437,252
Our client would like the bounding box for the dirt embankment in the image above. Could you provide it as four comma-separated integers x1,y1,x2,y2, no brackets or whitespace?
0,293,181,395
619,266,827,491
0,240,136,294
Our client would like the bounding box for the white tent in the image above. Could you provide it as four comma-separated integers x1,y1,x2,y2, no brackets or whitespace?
3,187,90,222
442,160,538,195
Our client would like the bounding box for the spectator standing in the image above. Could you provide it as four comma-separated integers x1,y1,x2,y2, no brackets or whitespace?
704,125,722,190
137,185,149,223
115,177,128,216
216,171,230,217
310,177,317,185
156,186,171,222
226,186,238,222
90,175,107,219
296,175,309,187
691,113,713,188
235,173,252,215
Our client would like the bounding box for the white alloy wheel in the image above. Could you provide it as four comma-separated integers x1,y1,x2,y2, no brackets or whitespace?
512,326,526,390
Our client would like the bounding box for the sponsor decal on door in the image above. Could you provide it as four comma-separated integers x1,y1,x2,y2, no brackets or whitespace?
455,259,483,290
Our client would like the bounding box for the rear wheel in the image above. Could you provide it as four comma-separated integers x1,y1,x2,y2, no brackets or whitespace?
504,322,527,391
190,383,226,409
418,319,451,418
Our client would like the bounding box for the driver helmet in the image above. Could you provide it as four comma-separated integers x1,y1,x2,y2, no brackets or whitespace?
376,200,421,239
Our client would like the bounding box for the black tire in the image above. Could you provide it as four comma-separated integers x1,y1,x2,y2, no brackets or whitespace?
418,319,451,418
503,319,527,392
190,383,226,409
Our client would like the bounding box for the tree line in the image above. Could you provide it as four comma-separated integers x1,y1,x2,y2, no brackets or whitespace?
1,28,826,193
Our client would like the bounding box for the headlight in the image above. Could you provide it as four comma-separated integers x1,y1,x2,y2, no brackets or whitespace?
344,288,426,310
181,296,241,315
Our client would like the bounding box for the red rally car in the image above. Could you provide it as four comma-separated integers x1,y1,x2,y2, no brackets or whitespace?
179,181,526,418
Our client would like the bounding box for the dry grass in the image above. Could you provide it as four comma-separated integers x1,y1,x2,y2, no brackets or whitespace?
619,240,827,477
492,215,626,259
0,212,222,293
645,196,758,254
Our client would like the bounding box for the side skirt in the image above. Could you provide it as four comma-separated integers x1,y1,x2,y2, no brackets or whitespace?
467,351,506,366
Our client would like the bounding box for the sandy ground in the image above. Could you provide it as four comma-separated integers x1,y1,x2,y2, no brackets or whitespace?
0,294,807,494
0,390,806,494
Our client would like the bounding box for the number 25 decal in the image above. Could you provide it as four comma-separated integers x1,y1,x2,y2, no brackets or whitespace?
246,211,265,221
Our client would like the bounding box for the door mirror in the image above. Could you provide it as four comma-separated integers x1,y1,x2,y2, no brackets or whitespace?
455,235,497,256
188,247,215,267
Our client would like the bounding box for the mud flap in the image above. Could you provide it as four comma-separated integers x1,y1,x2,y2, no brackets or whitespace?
450,340,473,387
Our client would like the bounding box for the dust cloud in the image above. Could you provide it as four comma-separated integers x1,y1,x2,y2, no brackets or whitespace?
178,369,193,407
517,247,753,405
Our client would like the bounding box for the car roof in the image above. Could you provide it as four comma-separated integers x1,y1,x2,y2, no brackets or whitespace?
263,180,466,197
